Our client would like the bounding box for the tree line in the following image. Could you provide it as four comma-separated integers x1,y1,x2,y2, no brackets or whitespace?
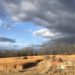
0,44,75,58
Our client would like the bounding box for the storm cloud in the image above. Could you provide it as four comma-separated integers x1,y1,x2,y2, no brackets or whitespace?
0,37,16,43
0,0,75,44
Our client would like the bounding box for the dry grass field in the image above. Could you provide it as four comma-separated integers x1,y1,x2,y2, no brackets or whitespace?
0,55,75,75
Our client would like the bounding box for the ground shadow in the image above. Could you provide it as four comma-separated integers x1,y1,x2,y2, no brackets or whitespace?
22,60,42,69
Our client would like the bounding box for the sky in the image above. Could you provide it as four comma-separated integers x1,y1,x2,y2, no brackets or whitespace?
0,18,49,49
0,0,75,50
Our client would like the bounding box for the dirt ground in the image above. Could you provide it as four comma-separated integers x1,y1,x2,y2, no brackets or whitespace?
0,70,75,75
0,55,75,75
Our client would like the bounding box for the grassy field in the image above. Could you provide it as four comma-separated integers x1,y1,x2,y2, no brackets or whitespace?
0,69,75,75
0,55,75,75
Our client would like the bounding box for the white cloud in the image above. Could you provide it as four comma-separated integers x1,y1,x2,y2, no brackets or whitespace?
0,42,15,50
33,28,61,38
21,1,36,11
12,16,19,21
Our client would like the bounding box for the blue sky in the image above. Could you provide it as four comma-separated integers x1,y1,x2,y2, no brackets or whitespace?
0,18,48,49
0,0,75,49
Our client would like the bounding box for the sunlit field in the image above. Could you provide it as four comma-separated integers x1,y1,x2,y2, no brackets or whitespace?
0,55,75,75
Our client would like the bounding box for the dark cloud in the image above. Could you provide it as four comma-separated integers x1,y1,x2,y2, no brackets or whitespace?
0,0,75,44
52,35,75,44
0,2,7,18
0,37,16,43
